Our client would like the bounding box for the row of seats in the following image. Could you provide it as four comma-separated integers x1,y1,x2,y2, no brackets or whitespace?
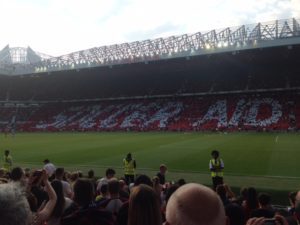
0,92,299,132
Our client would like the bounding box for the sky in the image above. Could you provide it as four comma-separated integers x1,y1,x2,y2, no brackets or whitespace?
0,0,299,56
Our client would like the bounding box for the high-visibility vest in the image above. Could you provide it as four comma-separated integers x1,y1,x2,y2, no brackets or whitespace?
123,159,135,175
3,155,12,172
210,158,223,177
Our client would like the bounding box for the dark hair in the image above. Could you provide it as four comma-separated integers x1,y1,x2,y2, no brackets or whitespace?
126,153,132,161
100,183,108,195
289,192,297,205
134,174,153,187
106,168,116,177
165,184,179,204
177,178,186,186
108,178,120,195
55,168,64,178
4,150,9,155
51,180,66,218
128,184,162,225
73,179,94,206
211,150,219,157
240,187,248,199
225,203,246,225
43,159,50,164
10,167,24,181
216,184,227,199
258,193,271,206
88,169,94,178
246,187,258,210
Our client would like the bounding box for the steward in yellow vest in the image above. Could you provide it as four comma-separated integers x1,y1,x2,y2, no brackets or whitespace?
209,150,224,190
123,153,136,184
3,150,12,172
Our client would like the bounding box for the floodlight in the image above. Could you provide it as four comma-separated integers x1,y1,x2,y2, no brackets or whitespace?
205,43,211,49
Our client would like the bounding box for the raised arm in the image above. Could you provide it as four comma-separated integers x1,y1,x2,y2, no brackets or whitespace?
35,170,57,224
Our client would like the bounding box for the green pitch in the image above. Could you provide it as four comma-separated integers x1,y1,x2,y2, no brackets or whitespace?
1,132,300,192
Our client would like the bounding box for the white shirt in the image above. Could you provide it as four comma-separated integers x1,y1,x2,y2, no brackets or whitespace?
96,177,109,193
43,163,56,177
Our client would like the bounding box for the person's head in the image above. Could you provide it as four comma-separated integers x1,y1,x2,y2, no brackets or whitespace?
211,150,219,159
10,167,25,182
126,153,132,160
43,159,50,164
73,179,95,206
225,203,246,225
152,176,160,186
258,192,271,208
240,187,248,200
88,169,94,179
165,183,226,225
55,167,65,179
105,168,116,179
119,179,127,190
4,149,10,156
152,176,162,195
128,184,162,225
246,187,258,209
134,174,153,187
70,172,79,182
216,184,227,199
177,179,186,186
108,178,120,197
165,184,179,204
24,168,31,178
51,180,66,218
159,164,167,174
100,183,109,196
295,190,300,221
289,191,297,207
0,182,31,225
30,170,44,186
77,171,83,178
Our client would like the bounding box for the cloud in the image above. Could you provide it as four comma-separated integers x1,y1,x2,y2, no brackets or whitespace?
0,0,298,56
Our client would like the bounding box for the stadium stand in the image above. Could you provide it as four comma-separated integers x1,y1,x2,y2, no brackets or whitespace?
0,92,299,132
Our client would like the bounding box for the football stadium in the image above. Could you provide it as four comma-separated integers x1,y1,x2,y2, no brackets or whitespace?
1,17,300,224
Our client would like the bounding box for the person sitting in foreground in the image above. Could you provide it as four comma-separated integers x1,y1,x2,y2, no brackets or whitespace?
61,178,114,225
0,170,57,225
165,183,226,225
128,184,162,225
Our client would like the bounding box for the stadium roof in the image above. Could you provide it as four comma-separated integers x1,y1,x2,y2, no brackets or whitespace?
0,45,52,64
1,18,300,76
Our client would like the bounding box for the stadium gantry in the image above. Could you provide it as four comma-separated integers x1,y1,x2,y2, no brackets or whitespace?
0,18,300,76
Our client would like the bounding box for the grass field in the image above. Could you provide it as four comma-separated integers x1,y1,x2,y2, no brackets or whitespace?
1,132,300,200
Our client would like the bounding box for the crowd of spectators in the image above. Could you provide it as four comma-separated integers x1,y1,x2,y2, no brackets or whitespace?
1,92,299,133
0,163,300,225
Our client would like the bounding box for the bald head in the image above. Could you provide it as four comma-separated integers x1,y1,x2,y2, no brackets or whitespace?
166,183,226,225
